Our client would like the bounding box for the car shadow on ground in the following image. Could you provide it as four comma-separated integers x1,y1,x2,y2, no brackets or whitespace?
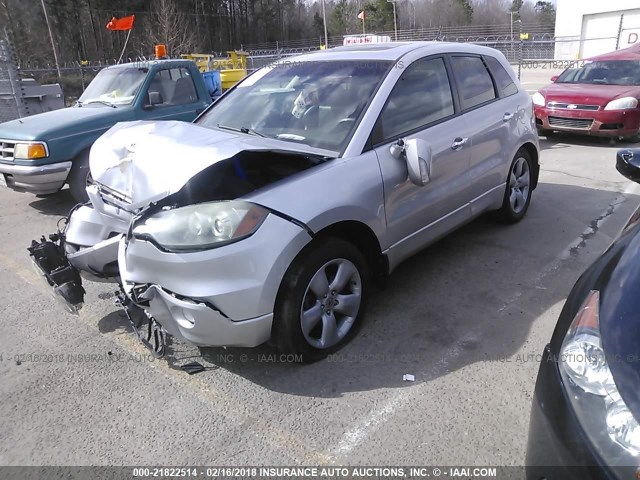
28,189,77,217
539,132,639,151
93,182,638,397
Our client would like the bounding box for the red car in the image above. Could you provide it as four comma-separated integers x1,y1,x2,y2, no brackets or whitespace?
533,44,640,141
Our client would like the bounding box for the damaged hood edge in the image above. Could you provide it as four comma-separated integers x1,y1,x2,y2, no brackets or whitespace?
90,120,334,212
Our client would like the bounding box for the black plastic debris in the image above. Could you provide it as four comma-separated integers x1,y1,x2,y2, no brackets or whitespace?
181,361,205,375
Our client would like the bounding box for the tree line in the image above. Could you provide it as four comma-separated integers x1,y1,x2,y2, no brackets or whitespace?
0,0,555,66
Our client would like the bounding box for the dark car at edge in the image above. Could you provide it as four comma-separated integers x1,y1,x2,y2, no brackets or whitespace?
526,148,640,479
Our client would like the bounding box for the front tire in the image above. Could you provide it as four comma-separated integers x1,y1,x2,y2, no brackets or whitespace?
68,151,91,204
495,149,534,224
273,237,369,363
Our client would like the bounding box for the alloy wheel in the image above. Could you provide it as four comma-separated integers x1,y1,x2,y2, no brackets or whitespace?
509,156,530,214
300,258,362,349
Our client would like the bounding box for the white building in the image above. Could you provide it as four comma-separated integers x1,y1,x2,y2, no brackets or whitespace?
554,0,640,59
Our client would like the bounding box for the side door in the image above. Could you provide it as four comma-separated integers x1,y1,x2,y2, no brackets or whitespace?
448,54,517,215
136,67,207,122
372,55,475,266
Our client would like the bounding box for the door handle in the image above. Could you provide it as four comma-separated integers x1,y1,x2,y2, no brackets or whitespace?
503,112,515,122
451,137,468,151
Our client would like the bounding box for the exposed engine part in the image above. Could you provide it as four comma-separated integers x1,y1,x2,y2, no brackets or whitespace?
115,289,167,358
27,233,85,314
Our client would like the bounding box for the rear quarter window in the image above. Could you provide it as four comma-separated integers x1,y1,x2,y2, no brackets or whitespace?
485,56,518,97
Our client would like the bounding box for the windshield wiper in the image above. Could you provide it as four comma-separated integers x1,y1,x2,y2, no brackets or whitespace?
85,100,117,108
216,123,265,137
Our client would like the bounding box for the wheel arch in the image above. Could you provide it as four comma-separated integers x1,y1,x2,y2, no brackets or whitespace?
312,220,388,285
519,142,540,189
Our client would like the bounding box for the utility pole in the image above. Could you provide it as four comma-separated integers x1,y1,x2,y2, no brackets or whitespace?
388,0,398,41
40,0,62,83
509,11,515,62
321,0,329,48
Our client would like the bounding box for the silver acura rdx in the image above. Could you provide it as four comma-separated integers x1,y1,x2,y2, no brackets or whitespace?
29,42,539,362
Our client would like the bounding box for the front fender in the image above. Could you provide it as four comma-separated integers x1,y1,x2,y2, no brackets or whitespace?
245,151,387,247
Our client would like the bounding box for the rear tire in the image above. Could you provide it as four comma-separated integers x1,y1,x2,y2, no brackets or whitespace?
494,148,534,224
273,237,369,363
68,151,90,204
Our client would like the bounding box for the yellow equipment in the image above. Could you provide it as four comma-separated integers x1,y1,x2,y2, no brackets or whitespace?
181,51,248,90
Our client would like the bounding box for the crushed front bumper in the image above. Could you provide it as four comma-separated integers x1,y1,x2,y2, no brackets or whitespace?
118,213,312,348
137,285,273,348
0,160,71,194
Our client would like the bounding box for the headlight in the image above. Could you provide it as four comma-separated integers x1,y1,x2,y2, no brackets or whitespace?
559,290,640,459
14,142,48,159
133,201,269,251
604,97,638,111
531,92,545,107
607,392,640,456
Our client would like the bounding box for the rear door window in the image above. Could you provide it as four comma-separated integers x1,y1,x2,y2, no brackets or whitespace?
450,56,497,110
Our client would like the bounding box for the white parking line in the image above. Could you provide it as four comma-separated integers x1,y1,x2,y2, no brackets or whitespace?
331,332,478,459
331,182,639,459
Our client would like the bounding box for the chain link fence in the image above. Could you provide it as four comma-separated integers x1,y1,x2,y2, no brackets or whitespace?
5,21,640,116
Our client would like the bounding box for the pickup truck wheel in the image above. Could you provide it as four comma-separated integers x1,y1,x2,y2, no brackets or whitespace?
273,237,369,363
494,149,534,224
68,151,90,203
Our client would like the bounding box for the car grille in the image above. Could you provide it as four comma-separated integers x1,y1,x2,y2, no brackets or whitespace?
547,102,600,111
98,183,132,207
0,140,15,161
548,116,594,129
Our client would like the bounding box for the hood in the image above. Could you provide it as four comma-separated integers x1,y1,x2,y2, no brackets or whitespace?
540,83,640,106
90,120,332,211
0,105,131,141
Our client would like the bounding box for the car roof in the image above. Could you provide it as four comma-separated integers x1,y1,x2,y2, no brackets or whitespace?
283,41,504,63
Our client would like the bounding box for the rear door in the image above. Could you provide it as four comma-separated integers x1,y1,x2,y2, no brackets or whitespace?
448,54,516,214
137,67,207,122
372,55,475,265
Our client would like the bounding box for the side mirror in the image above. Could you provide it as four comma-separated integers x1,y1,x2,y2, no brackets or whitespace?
144,91,163,109
550,75,559,82
616,149,640,183
389,138,431,186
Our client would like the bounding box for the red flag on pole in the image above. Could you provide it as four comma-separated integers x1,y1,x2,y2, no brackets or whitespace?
106,15,135,31
357,10,366,20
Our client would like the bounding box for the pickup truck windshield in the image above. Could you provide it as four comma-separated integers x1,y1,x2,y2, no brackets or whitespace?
79,67,148,106
197,60,391,153
556,60,640,86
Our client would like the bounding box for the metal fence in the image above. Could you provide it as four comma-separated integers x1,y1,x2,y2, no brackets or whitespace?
7,22,640,110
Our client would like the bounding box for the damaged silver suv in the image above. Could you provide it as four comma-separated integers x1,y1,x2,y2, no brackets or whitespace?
29,42,539,362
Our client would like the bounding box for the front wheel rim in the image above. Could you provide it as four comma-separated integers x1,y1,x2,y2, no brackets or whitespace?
300,258,362,349
509,156,530,214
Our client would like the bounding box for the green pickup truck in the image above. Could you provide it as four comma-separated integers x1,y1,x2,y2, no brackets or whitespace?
0,59,215,202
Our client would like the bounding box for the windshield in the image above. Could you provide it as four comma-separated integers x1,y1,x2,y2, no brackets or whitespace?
197,60,391,153
556,60,640,86
79,67,148,105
